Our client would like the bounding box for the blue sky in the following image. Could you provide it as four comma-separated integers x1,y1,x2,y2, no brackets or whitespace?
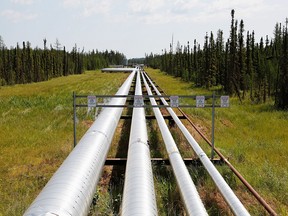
1,0,287,58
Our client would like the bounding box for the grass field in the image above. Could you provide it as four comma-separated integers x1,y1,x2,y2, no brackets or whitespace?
0,68,287,215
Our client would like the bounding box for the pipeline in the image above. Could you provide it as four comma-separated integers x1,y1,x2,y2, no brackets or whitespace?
143,71,250,216
121,70,158,215
181,110,277,215
142,71,208,216
24,70,136,216
175,110,278,216
144,72,277,216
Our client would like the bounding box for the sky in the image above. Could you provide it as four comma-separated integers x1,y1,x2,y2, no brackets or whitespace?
1,0,287,59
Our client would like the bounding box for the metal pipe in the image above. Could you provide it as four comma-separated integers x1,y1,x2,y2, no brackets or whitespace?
24,70,136,216
141,72,208,216
145,73,277,216
121,70,158,215
101,68,135,73
182,110,277,215
143,72,250,216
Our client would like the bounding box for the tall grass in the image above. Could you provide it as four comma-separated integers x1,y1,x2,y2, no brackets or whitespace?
0,71,129,215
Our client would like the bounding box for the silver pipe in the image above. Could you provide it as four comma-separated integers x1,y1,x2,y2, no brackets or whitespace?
24,70,136,216
144,72,250,216
121,70,158,215
141,72,208,216
101,68,135,73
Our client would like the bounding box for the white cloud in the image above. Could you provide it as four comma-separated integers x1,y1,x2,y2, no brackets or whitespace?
62,0,112,17
61,0,283,26
171,0,203,13
1,9,37,23
83,0,112,17
206,0,265,15
11,0,34,4
128,0,173,24
126,0,213,24
129,0,164,14
62,0,82,8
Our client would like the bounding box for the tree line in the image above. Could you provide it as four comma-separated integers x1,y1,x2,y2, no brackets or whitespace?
0,37,126,86
145,10,288,109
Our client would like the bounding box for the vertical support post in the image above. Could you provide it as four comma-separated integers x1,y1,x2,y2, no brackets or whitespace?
73,92,77,148
211,91,215,159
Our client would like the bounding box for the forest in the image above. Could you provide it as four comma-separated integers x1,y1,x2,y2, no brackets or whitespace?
1,10,287,109
145,10,288,109
0,37,126,86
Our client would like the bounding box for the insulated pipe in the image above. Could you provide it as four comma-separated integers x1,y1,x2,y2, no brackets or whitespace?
141,71,208,216
143,72,250,216
24,70,136,216
101,68,135,73
178,111,277,216
121,70,157,215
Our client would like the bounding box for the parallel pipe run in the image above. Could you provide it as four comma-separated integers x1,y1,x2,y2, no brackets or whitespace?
24,70,136,216
144,72,250,216
121,70,158,215
141,71,208,216
181,110,278,216
145,73,277,216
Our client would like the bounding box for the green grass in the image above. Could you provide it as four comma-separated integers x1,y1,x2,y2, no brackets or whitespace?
0,71,129,215
146,68,288,215
1,68,287,215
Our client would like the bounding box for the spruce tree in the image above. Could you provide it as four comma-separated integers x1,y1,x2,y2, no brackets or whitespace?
276,21,288,109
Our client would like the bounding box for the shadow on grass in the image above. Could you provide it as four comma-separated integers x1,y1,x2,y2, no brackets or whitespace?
108,88,134,214
153,163,186,216
108,116,131,214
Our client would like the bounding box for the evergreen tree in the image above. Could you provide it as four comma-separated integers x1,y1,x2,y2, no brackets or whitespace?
276,21,288,109
216,30,224,86
0,38,125,86
63,46,68,76
0,35,5,48
209,31,217,86
203,32,209,87
226,9,236,94
193,39,198,82
238,20,246,98
245,32,253,99
144,10,286,108
187,41,191,81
